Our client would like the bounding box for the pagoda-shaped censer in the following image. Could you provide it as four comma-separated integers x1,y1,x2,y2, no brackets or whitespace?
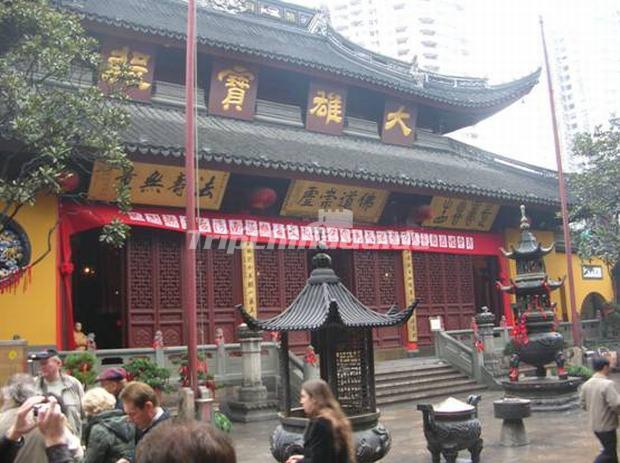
497,206,582,411
239,253,416,462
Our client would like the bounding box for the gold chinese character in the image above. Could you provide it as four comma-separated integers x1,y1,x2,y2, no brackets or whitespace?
102,47,151,90
384,106,412,136
102,47,129,84
309,90,343,124
129,52,151,90
217,66,255,111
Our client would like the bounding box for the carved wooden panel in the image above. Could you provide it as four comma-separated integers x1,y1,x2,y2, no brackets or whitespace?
255,249,310,352
351,251,405,349
126,232,241,347
413,252,475,347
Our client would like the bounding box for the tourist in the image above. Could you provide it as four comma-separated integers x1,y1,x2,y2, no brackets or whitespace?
134,420,236,463
0,374,47,463
1,395,74,463
119,382,170,445
31,349,84,439
82,387,135,463
286,379,355,463
95,368,128,410
579,356,620,462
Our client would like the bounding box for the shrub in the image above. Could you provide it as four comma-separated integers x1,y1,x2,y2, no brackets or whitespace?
567,364,593,380
125,358,173,392
63,352,97,386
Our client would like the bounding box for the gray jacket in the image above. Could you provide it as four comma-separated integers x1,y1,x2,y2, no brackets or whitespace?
35,373,85,439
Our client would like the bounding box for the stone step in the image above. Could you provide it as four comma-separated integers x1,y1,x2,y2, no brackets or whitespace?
376,378,480,398
375,365,455,381
375,372,469,390
377,382,487,406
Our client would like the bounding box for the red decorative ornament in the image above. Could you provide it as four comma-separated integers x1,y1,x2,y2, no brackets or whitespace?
248,187,277,210
414,204,434,222
57,170,80,193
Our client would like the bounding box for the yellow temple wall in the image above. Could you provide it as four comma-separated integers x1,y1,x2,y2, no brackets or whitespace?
504,228,614,320
0,196,59,345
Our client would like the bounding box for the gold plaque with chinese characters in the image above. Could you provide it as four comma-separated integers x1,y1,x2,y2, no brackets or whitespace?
281,180,388,223
381,100,417,147
208,61,259,120
99,40,156,102
88,161,229,210
422,196,499,231
305,81,347,135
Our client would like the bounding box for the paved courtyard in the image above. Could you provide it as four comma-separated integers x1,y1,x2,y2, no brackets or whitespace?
231,373,619,462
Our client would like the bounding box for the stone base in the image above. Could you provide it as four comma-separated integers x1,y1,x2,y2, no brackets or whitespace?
499,419,529,447
501,376,583,412
226,399,279,423
271,409,390,463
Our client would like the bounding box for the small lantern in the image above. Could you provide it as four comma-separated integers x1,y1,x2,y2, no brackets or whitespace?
57,170,80,193
248,187,277,210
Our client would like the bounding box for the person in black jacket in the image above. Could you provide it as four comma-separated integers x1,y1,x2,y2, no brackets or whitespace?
286,379,355,463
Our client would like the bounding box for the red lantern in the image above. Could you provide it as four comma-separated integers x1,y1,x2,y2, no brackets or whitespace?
248,187,277,210
413,204,434,223
57,170,80,193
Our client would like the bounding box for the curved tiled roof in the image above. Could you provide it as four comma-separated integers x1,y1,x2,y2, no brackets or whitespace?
121,102,561,206
239,254,416,331
58,0,540,111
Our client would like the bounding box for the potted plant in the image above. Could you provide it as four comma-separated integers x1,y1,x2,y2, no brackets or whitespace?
174,352,217,397
63,352,97,386
125,357,173,393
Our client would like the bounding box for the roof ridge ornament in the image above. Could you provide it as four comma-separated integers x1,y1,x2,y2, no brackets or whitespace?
199,0,249,14
308,4,330,36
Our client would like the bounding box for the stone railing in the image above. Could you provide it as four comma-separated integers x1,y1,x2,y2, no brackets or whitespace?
48,342,279,387
435,319,601,388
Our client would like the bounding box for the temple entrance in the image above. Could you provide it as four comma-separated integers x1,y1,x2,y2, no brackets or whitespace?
72,228,242,348
413,252,477,347
472,255,504,324
72,229,124,349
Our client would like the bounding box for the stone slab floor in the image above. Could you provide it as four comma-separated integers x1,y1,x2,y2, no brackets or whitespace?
231,373,620,462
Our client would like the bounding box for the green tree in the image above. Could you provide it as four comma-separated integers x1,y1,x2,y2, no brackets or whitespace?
0,0,133,261
569,119,620,287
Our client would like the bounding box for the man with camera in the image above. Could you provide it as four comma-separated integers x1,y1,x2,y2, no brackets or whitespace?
31,350,84,440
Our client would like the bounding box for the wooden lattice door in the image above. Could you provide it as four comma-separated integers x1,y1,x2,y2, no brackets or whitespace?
126,230,240,347
351,250,406,349
255,249,310,352
412,252,476,347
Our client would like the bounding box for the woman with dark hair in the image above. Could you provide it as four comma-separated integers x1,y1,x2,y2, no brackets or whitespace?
286,379,355,463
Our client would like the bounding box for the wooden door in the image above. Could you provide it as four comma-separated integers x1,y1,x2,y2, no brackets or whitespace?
255,249,310,352
126,230,240,347
413,252,476,347
351,250,406,350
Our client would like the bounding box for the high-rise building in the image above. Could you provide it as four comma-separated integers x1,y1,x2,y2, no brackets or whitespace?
547,1,620,165
328,0,472,76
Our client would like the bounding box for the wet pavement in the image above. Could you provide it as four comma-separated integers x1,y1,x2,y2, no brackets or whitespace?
231,373,620,462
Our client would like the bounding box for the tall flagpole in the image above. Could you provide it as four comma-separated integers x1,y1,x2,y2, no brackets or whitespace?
184,0,198,391
539,17,581,346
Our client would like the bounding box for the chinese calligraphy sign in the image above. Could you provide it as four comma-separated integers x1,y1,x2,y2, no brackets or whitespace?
381,100,417,146
99,41,155,101
305,81,347,134
88,161,229,209
422,196,499,231
281,180,388,223
208,61,259,120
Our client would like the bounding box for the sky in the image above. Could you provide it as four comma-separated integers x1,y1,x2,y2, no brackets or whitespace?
285,0,620,170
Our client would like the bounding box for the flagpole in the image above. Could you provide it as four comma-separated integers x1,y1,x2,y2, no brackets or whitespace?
184,0,198,391
539,16,581,346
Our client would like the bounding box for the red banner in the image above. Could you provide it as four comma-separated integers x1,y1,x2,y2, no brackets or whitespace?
60,203,504,256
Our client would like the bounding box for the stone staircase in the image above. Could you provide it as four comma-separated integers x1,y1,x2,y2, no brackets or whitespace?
375,358,486,406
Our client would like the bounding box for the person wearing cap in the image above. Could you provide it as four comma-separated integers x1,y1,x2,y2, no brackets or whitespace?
31,349,84,440
96,368,128,411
